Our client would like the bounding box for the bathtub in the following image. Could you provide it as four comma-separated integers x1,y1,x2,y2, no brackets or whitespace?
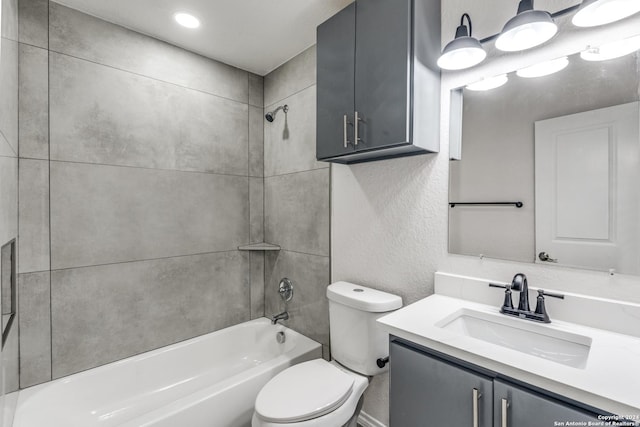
11,318,321,427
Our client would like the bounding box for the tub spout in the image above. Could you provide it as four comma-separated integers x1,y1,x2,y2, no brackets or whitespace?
271,311,289,325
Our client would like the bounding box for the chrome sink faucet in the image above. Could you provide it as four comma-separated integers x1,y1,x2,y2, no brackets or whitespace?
489,274,564,323
271,311,289,325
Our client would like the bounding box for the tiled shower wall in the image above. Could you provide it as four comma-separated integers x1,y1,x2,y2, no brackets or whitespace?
18,0,265,387
1,0,21,399
262,47,332,358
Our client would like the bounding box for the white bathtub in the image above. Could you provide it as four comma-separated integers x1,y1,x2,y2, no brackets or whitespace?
11,318,321,427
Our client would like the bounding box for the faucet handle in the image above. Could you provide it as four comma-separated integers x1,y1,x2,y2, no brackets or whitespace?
489,283,514,310
537,289,565,299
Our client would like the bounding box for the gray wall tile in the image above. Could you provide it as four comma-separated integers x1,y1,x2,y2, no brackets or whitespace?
3,323,19,392
0,39,18,154
264,46,316,107
265,169,330,257
249,73,264,108
1,0,18,40
18,271,52,388
19,44,48,160
50,162,249,269
18,159,49,273
250,252,265,319
249,106,264,177
18,0,48,48
0,136,14,157
49,3,248,103
51,251,250,378
265,85,326,177
265,250,330,346
0,156,18,246
50,53,249,175
250,177,264,243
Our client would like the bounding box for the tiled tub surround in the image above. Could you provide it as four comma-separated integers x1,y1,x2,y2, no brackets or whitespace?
1,0,22,402
12,319,322,427
262,46,332,358
17,0,266,388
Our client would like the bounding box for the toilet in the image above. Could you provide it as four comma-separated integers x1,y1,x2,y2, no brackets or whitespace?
252,281,402,427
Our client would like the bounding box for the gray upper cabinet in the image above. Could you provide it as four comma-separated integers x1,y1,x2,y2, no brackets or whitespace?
316,0,441,164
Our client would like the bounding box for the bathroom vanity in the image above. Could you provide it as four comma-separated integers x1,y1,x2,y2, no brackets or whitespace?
378,273,640,427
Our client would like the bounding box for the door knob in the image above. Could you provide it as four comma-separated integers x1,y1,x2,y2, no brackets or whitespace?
538,252,558,263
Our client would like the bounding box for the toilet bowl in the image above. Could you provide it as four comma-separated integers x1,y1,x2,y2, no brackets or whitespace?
251,282,402,427
251,359,368,427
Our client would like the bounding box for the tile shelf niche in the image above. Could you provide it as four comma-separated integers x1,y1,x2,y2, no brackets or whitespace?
238,243,281,251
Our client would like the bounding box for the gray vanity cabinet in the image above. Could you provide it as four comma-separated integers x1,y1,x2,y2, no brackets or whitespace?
390,340,605,427
390,341,493,426
316,0,441,164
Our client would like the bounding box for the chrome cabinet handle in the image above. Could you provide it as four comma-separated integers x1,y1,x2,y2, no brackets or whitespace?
472,388,481,427
343,114,350,148
354,111,363,146
501,398,509,427
538,252,558,263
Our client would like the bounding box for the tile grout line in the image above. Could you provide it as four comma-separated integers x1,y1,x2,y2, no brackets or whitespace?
46,158,251,179
48,0,54,383
49,249,245,273
48,49,251,107
265,82,317,111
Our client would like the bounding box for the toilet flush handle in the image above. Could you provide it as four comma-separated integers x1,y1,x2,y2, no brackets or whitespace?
376,357,389,368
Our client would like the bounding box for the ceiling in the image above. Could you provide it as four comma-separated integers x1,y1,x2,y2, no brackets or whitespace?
53,0,353,76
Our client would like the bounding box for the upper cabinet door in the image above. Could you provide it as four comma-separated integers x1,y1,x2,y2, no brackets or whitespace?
316,3,356,160
354,0,412,150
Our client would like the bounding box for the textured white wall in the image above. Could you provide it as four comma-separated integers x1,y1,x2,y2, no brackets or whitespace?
332,6,640,425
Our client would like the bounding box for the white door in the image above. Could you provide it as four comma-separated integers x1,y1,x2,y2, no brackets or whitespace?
535,102,640,274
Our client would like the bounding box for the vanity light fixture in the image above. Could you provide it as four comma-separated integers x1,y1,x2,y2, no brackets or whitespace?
580,34,640,61
437,13,487,71
516,56,569,78
466,74,509,91
174,12,200,29
572,0,640,27
495,0,558,52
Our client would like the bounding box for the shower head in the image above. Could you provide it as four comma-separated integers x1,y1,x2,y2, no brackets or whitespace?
265,105,288,122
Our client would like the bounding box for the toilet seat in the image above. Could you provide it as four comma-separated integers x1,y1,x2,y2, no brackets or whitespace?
255,359,355,423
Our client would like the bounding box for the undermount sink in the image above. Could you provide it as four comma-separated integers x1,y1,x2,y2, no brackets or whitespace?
436,309,592,369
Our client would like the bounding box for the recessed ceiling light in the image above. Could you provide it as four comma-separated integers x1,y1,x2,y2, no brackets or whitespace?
516,56,569,78
580,35,640,61
466,74,509,91
174,12,200,29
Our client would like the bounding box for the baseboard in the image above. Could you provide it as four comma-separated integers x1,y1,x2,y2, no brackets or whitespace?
358,410,387,427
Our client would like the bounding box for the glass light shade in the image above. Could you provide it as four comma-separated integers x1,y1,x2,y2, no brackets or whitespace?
580,35,640,61
437,37,487,70
572,0,640,27
516,56,569,78
466,74,509,91
495,10,558,52
174,12,200,29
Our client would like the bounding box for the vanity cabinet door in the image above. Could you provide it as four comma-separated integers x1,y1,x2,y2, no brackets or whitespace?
493,380,601,427
390,342,493,427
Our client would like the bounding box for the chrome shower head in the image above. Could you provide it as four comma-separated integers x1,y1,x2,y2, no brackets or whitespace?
265,105,288,122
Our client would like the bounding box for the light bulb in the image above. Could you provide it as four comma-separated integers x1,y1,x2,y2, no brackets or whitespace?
516,57,569,78
174,12,200,29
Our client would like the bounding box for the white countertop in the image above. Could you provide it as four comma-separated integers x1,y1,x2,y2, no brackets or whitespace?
378,294,640,417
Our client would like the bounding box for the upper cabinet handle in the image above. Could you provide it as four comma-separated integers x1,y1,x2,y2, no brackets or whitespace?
472,388,481,427
501,398,509,427
355,111,363,146
343,114,351,148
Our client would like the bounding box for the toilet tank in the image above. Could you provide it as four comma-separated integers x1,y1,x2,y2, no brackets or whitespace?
327,282,402,376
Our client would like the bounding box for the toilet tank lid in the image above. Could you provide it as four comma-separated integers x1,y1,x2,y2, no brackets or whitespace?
327,282,402,312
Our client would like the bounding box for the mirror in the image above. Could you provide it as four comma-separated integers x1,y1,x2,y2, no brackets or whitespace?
449,49,640,275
